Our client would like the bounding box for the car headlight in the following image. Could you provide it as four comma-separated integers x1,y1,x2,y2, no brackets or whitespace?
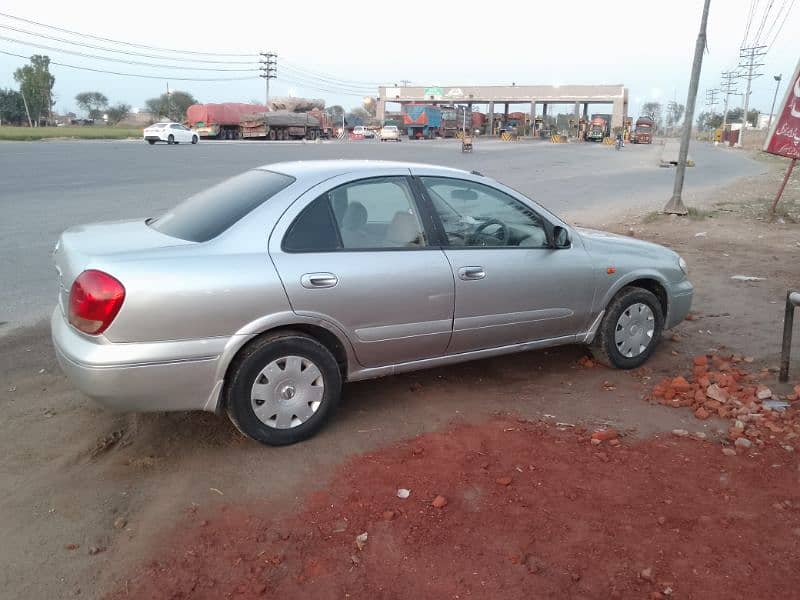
678,256,688,275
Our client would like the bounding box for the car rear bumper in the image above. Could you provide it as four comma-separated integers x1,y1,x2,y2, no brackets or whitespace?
51,308,225,412
666,279,693,329
143,135,165,141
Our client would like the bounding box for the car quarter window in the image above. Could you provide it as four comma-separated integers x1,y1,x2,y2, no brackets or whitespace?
283,177,428,252
419,177,548,248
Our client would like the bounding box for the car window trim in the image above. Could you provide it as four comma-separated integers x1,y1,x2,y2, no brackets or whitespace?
415,175,556,250
281,175,442,254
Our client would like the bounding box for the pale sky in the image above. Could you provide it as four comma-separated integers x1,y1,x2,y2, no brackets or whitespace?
0,0,797,118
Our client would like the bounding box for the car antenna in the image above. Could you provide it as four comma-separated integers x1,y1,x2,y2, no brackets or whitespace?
470,170,484,176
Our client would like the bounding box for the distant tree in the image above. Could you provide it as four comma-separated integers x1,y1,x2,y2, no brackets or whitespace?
105,102,131,125
726,107,760,127
666,102,685,127
145,91,197,121
326,104,345,122
13,55,55,126
696,111,723,131
346,107,372,127
0,88,27,125
641,101,663,132
75,91,108,119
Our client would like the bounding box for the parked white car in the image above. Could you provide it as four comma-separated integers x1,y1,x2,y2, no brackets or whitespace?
380,125,402,141
352,125,375,139
143,122,199,145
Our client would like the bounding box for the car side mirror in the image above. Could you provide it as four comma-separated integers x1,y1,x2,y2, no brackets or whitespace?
552,226,571,249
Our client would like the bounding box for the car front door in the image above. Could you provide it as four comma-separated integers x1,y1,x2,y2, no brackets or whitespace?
269,172,454,368
416,174,596,354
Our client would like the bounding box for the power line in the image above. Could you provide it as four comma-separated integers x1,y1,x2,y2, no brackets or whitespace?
752,0,775,44
280,59,380,87
760,0,790,45
0,35,259,71
0,48,255,81
0,11,255,57
741,0,758,47
0,23,258,64
278,66,376,94
766,0,796,50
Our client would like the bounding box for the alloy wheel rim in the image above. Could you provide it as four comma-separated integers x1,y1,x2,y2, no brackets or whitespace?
250,356,324,429
614,302,655,358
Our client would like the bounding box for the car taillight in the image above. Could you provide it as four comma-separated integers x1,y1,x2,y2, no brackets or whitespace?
68,270,125,335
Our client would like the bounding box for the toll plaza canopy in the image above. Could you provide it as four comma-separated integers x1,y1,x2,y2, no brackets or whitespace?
377,84,628,128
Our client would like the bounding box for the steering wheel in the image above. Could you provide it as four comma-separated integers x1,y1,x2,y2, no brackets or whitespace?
467,218,509,246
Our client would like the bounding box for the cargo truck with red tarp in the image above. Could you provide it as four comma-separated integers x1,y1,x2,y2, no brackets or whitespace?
632,116,655,144
185,103,266,139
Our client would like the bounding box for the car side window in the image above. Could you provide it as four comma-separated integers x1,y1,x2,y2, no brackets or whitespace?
420,177,548,248
282,177,428,252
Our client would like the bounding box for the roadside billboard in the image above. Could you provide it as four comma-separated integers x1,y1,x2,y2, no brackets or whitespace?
763,58,800,159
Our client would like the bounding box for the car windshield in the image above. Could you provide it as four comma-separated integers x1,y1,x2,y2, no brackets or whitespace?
148,170,295,242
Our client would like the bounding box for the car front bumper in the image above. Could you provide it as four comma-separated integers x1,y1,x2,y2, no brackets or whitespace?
666,279,694,329
51,307,225,413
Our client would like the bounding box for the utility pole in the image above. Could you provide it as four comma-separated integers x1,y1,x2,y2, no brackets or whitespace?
720,70,738,126
705,88,720,114
767,74,782,131
400,79,411,87
259,52,277,108
166,82,171,121
736,45,766,147
664,0,711,215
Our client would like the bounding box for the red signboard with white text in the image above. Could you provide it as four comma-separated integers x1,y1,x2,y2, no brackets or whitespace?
764,58,800,159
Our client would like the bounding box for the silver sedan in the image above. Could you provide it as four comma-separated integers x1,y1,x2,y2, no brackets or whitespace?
51,161,693,445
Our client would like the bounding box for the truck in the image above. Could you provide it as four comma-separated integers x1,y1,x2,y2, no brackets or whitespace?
239,109,332,141
440,106,472,138
586,114,611,142
185,103,266,139
632,116,655,144
403,105,442,139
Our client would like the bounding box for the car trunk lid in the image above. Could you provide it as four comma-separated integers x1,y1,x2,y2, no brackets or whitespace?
53,219,194,316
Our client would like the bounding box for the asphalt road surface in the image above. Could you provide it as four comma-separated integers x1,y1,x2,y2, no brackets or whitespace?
0,137,763,335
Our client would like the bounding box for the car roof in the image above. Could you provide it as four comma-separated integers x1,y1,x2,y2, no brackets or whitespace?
257,160,471,179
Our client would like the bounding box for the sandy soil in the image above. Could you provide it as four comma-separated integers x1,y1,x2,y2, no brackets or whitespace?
1,148,798,600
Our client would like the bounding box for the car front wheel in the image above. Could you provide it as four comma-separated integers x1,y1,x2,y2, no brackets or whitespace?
591,286,664,369
191,135,198,144
225,332,342,446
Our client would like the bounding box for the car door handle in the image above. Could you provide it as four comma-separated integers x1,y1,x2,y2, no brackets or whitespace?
458,266,486,281
301,273,338,289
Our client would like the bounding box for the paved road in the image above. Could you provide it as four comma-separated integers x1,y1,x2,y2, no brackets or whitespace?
0,138,763,334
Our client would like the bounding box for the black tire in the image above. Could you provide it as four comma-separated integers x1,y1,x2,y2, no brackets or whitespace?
268,129,276,141
167,134,174,145
590,286,664,369
191,135,198,144
147,139,155,145
225,332,342,446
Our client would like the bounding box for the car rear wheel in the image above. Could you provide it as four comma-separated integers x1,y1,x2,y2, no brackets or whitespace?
167,134,174,145
225,332,342,446
147,140,155,145
591,286,664,369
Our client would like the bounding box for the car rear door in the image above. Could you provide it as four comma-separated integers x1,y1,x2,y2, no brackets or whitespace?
415,172,596,354
269,170,454,369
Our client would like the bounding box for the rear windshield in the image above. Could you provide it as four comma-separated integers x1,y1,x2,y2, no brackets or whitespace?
149,169,295,242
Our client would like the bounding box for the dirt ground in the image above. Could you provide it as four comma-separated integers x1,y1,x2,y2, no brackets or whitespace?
1,145,799,599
